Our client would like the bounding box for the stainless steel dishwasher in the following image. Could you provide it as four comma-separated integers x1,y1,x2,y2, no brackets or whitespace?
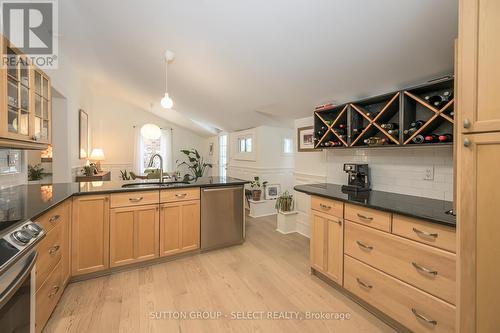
201,185,244,251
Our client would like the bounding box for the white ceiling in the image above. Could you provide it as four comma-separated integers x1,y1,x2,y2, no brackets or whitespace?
59,0,458,136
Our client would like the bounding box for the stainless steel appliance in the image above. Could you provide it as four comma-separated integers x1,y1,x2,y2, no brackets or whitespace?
201,186,244,251
0,220,45,333
342,163,371,192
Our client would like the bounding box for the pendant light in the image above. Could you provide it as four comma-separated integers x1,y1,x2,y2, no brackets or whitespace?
160,50,175,109
141,103,162,140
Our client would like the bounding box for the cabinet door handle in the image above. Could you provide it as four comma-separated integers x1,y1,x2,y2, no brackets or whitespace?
331,218,342,225
49,214,60,223
356,278,373,289
49,245,60,255
357,213,373,221
48,285,60,298
412,262,438,276
356,240,373,251
411,308,437,326
464,138,471,147
463,118,471,129
319,203,331,210
412,227,438,239
175,193,187,198
129,197,143,202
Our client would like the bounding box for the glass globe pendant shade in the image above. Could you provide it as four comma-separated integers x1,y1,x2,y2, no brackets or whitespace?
140,123,161,140
161,93,173,109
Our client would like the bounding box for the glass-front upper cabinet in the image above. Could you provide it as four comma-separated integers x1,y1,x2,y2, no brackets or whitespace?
3,44,31,140
32,69,51,143
1,36,51,148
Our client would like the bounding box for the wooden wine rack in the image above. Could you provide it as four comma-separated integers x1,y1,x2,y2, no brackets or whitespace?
313,77,454,149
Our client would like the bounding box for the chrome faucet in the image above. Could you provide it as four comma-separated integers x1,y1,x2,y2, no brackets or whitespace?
147,153,164,183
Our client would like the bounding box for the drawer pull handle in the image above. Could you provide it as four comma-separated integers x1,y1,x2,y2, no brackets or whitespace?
175,193,187,198
356,241,373,251
357,213,373,221
412,227,438,239
332,219,342,225
412,262,438,276
411,308,437,326
356,278,373,289
129,197,143,202
48,285,60,298
49,215,61,223
49,245,60,255
319,203,332,210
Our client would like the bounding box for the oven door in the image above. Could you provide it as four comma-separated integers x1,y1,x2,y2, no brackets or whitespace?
0,250,37,333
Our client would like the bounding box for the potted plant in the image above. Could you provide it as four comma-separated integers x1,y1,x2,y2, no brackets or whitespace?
28,164,44,182
176,149,212,181
250,176,268,201
275,191,294,212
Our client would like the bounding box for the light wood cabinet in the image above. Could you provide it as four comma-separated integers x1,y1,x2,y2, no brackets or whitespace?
458,0,500,134
60,200,71,287
0,35,51,149
160,187,200,203
159,200,200,257
457,132,500,332
345,203,392,232
71,195,110,276
35,261,62,333
110,204,159,267
310,209,343,285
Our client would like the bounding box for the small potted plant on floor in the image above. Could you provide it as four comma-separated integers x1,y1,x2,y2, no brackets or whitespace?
275,191,294,213
250,176,267,201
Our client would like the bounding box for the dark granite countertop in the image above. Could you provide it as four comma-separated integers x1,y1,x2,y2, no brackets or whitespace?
0,177,248,234
294,183,455,227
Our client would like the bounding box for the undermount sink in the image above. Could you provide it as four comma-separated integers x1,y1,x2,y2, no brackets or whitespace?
121,181,189,188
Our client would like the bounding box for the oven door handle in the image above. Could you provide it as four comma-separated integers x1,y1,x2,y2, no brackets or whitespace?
0,251,37,310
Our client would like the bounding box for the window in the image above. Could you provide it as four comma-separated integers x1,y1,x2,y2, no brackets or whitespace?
219,134,227,177
134,128,173,174
142,136,162,170
283,137,293,154
238,136,252,153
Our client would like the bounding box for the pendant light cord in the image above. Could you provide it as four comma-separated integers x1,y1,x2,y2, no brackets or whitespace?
165,57,168,93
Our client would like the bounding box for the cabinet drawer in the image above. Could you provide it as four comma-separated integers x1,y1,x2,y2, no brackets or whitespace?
345,203,391,232
392,215,456,252
110,190,159,208
35,222,62,291
160,187,200,203
311,196,343,218
35,261,63,333
35,201,69,233
344,256,455,333
345,221,456,304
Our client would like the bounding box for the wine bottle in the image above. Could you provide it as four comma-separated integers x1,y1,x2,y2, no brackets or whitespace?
403,127,418,135
438,134,453,142
424,134,440,143
338,124,346,129
366,111,378,118
410,120,425,128
364,137,382,145
332,128,346,135
381,123,398,130
352,127,365,134
387,129,399,136
412,135,425,144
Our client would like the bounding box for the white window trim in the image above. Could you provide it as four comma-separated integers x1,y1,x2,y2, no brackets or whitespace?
233,132,256,161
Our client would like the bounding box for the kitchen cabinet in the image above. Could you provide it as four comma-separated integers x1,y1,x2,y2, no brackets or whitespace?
110,204,159,267
71,195,110,276
60,200,72,286
35,261,62,333
458,0,500,134
159,200,200,257
0,35,51,149
457,132,500,333
310,209,344,285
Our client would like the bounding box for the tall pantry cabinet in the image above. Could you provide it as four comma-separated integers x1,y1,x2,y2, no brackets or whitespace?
457,0,500,332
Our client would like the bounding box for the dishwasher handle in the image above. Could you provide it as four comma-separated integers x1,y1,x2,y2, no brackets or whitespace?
202,186,243,192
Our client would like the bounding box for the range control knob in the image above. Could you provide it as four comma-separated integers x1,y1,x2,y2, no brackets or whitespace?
23,223,43,236
11,230,33,245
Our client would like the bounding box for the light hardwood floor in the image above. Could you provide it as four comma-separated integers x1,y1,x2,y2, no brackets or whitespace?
43,214,396,333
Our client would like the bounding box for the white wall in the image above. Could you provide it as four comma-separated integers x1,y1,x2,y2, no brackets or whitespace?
226,126,295,193
292,116,454,238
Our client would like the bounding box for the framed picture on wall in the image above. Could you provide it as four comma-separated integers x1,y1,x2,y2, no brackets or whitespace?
265,184,281,200
297,126,318,152
79,109,89,159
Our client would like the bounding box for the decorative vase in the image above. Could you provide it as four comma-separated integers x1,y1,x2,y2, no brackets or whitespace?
252,190,262,201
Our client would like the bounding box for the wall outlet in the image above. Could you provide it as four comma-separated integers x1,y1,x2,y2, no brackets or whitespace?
424,166,434,180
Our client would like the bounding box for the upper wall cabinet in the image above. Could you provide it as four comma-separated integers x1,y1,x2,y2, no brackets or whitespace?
458,0,500,134
0,36,51,149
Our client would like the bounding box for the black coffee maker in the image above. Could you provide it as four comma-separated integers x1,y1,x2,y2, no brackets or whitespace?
341,163,370,192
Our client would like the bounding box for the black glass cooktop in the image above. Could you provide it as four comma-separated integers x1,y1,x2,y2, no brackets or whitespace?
0,239,19,267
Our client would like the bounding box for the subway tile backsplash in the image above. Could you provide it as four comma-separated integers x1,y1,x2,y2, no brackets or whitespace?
326,146,453,201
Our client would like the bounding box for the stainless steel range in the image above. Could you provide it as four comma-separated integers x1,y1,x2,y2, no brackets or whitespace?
0,220,45,333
